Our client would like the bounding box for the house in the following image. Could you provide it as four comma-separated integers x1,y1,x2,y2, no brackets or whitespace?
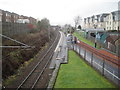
84,13,109,30
105,34,119,52
11,12,19,23
17,19,30,23
29,17,37,24
89,15,95,29
106,10,120,31
98,14,109,29
2,10,12,22
83,10,120,31
17,15,30,23
85,17,90,29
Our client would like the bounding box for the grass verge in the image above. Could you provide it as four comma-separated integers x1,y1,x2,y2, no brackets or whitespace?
54,50,115,88
73,32,100,49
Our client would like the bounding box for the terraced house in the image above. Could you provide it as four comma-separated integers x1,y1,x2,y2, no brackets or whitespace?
11,12,19,23
84,10,120,31
2,11,12,23
106,11,120,31
1,9,37,24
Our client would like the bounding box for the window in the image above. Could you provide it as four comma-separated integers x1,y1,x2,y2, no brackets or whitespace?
110,22,111,25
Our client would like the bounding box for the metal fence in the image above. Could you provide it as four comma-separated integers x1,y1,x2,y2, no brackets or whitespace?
72,41,120,86
2,22,33,36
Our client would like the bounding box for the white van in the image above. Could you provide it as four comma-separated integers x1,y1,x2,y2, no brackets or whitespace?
67,34,72,42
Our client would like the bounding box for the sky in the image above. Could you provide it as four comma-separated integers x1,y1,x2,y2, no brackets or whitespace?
0,0,119,26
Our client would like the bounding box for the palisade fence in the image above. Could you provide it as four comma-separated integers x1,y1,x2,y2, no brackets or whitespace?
72,40,120,86
77,31,119,54
2,22,32,36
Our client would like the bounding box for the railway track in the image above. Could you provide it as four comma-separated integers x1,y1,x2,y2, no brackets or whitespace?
16,31,60,89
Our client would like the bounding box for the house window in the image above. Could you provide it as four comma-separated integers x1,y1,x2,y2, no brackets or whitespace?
110,22,111,25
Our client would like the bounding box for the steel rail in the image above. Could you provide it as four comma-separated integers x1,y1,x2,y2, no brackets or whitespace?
16,31,59,90
31,53,54,89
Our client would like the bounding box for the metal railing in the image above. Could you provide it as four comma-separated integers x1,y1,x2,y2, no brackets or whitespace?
72,40,120,86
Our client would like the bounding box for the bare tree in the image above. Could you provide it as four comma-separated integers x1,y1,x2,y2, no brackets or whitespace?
37,18,51,39
38,18,50,31
74,16,82,30
64,24,72,34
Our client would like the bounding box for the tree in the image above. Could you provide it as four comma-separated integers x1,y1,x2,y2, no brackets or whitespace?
37,18,51,39
74,16,82,30
37,18,50,31
64,24,72,34
78,25,81,30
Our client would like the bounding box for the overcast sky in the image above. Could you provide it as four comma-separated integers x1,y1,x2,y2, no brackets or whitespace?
0,0,119,26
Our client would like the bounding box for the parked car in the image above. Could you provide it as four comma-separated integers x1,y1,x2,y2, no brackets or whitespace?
67,34,72,42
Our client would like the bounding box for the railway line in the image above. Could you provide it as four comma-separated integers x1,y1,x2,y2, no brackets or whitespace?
14,31,60,89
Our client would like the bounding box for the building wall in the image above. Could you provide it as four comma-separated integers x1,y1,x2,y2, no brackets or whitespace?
106,11,120,31
84,11,119,31
11,13,19,23
1,9,37,24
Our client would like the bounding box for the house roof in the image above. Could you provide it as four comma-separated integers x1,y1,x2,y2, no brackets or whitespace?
106,34,119,44
111,10,120,21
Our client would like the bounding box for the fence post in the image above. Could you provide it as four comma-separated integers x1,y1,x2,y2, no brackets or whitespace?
79,45,81,55
91,53,93,67
73,43,74,50
102,60,105,76
84,49,86,60
77,45,79,53
118,68,120,86
75,44,76,51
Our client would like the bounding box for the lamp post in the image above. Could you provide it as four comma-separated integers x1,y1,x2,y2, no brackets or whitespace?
95,31,97,48
93,24,97,48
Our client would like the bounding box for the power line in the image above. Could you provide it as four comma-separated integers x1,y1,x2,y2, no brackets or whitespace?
0,34,33,48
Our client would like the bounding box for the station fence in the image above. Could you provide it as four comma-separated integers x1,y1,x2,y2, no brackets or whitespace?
72,40,120,86
2,22,34,36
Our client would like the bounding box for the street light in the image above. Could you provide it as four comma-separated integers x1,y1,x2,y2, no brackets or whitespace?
93,24,97,48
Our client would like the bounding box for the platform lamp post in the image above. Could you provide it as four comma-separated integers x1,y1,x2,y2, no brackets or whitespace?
93,24,97,48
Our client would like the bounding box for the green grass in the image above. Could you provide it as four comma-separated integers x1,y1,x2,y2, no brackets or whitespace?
73,32,100,49
54,50,115,88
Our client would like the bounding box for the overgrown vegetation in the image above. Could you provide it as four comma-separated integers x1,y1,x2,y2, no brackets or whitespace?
2,18,56,81
54,50,115,88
